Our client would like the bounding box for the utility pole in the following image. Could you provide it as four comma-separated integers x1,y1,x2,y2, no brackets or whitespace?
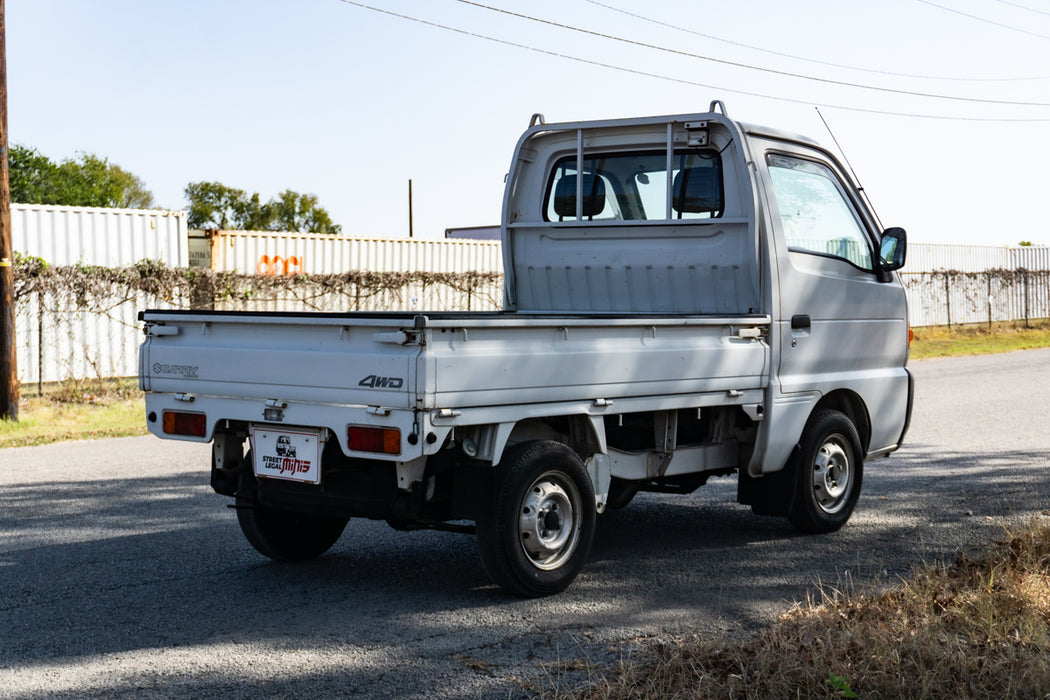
407,179,414,238
0,0,18,420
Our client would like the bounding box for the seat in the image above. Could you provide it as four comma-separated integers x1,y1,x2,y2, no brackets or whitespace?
672,166,722,218
553,174,606,220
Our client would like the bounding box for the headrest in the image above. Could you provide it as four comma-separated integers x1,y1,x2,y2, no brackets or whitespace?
672,167,722,215
553,174,606,218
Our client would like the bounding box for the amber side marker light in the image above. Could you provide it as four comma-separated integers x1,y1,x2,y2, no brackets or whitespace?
162,411,207,437
347,426,401,455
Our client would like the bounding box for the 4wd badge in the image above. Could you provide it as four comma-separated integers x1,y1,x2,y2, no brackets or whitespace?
358,375,404,389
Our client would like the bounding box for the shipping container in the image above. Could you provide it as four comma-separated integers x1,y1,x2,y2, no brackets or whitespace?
12,205,188,387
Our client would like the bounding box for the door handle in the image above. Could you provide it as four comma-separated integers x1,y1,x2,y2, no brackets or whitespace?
791,314,811,330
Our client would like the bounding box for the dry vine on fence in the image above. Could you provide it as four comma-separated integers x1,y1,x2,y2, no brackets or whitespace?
13,253,505,312
899,267,1050,327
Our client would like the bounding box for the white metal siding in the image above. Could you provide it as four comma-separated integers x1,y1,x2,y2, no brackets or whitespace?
203,230,504,313
205,230,502,275
12,205,188,386
904,243,1012,273
902,244,1050,327
12,204,188,266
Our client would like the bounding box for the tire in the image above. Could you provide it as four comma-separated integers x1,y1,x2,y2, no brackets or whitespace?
477,441,596,597
788,410,864,534
235,469,348,562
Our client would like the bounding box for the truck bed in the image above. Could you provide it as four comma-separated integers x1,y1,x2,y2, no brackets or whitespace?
140,309,771,413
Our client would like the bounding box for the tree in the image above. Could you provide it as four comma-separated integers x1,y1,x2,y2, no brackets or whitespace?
8,144,57,204
9,145,155,209
184,181,269,230
270,189,340,234
184,181,341,233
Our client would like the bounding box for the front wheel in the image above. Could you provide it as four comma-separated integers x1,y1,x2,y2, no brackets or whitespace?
477,441,596,597
236,472,348,562
787,410,864,534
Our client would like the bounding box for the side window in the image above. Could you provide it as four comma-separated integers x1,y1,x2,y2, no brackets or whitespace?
766,154,873,270
544,150,723,222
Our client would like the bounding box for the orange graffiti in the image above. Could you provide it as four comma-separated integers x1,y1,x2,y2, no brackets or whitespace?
257,255,303,275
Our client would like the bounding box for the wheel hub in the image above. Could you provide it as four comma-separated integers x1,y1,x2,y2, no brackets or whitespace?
812,437,851,514
519,475,579,570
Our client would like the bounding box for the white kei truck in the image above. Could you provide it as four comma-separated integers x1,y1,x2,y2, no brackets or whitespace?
139,102,912,597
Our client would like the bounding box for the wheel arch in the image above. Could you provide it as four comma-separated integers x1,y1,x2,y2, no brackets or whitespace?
812,389,871,453
475,414,607,465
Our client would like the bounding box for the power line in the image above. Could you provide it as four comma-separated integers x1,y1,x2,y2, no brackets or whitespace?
455,0,1050,107
992,0,1050,19
915,0,1050,40
337,0,1050,122
585,0,1050,82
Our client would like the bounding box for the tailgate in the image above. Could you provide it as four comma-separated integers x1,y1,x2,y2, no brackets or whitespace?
139,312,422,408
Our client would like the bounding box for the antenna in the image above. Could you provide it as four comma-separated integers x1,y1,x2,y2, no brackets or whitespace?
815,107,885,232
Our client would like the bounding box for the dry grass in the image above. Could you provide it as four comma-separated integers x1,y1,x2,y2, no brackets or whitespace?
558,519,1050,700
910,319,1050,359
0,379,147,447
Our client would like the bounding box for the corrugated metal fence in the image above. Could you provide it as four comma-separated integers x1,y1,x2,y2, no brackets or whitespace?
13,212,503,385
900,244,1050,327
191,230,503,312
13,204,188,389
10,204,1050,385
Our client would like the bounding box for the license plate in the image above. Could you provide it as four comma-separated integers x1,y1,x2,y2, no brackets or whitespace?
251,427,323,484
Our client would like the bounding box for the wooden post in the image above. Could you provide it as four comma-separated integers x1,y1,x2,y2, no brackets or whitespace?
944,271,952,329
0,0,19,420
987,271,992,328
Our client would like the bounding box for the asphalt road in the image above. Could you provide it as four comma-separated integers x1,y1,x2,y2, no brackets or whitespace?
2,349,1050,698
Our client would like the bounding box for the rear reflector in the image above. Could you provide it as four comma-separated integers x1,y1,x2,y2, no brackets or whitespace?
162,411,207,437
347,426,401,455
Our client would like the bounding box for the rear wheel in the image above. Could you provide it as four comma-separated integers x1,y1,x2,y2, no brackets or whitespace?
477,441,596,597
235,470,348,562
788,410,863,533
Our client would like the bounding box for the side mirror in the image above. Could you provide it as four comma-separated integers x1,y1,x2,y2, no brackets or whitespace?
879,227,907,272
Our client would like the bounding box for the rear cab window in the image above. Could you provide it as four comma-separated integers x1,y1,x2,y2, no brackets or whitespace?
544,150,724,222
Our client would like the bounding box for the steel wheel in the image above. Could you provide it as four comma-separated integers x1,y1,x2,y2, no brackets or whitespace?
518,471,583,571
788,410,864,533
811,433,853,515
477,441,596,597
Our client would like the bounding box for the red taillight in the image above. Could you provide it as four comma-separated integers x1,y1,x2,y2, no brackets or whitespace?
162,411,207,437
347,426,401,455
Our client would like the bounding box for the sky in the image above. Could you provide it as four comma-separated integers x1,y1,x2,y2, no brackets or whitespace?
8,0,1050,246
